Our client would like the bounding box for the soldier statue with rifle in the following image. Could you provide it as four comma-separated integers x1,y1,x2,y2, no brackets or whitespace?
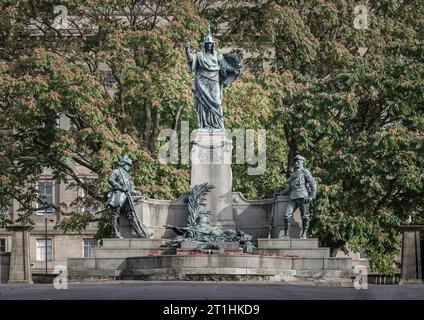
106,155,151,239
280,155,317,239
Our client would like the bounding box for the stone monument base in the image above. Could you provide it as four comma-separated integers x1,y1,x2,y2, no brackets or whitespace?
68,238,354,286
6,225,33,284
399,225,424,284
177,241,244,255
190,130,235,230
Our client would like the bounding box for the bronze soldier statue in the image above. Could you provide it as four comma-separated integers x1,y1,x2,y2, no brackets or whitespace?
106,155,150,239
280,155,317,239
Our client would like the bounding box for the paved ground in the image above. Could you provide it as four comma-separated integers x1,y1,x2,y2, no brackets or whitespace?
0,281,423,300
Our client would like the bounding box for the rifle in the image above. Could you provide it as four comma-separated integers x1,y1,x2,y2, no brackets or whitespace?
267,187,280,239
118,168,150,239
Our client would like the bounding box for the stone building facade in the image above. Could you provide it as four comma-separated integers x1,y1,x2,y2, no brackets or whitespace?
0,113,101,273
0,164,100,273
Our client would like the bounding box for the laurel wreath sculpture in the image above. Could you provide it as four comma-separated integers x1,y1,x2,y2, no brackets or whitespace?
187,182,215,228
164,182,254,254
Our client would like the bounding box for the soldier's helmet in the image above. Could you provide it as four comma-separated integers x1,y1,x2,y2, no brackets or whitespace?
118,155,132,167
203,25,214,44
292,155,306,163
198,214,210,224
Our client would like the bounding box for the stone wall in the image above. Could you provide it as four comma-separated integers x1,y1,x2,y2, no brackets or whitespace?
0,252,10,283
0,229,98,275
120,192,302,239
29,229,97,272
119,194,189,239
232,192,299,238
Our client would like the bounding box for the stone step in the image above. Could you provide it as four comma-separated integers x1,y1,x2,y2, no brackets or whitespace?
95,247,330,259
101,239,168,249
68,255,354,284
293,257,352,270
180,241,241,250
257,238,319,249
103,238,322,250
125,255,352,271
68,267,354,287
69,256,353,273
93,248,175,258
178,241,243,254
176,249,244,255
254,248,330,258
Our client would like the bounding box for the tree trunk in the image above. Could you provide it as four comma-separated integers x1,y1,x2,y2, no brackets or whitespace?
143,106,152,146
283,123,297,177
148,111,161,153
173,104,183,130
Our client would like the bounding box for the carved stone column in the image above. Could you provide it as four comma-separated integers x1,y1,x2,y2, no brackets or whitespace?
399,225,424,284
6,224,33,283
190,130,235,229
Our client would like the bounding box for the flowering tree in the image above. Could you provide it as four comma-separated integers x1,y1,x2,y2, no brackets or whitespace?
212,0,424,272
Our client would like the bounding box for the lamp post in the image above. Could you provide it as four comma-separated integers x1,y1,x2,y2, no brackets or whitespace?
40,194,49,275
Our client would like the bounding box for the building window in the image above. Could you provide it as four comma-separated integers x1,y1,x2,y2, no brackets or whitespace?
37,180,54,214
78,186,100,214
0,204,11,221
358,248,369,260
0,206,10,215
0,239,5,252
83,239,97,258
36,239,53,261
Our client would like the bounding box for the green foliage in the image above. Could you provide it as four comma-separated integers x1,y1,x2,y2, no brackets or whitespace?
59,212,93,234
0,0,206,207
0,211,13,228
94,211,113,246
224,74,288,198
15,211,35,226
210,0,424,273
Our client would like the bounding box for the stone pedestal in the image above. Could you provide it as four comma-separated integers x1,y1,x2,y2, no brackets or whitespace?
191,130,234,229
268,196,301,239
118,197,150,239
399,225,424,284
177,240,243,254
5,224,33,283
92,238,175,258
